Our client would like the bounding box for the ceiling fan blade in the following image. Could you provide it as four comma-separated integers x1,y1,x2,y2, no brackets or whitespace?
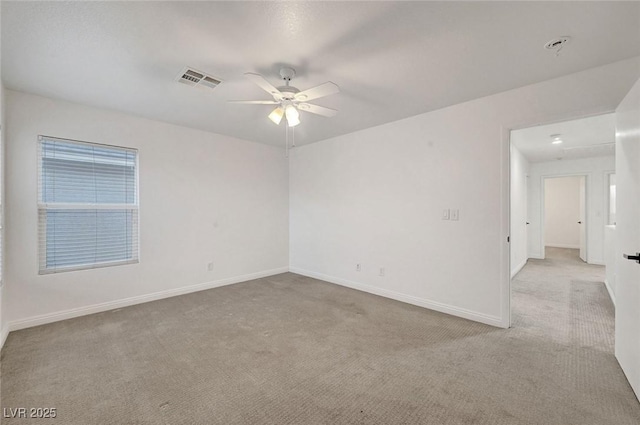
228,100,280,104
294,82,340,102
244,73,282,98
298,103,338,117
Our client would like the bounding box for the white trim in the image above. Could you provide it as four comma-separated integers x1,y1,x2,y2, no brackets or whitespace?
604,170,616,226
8,267,289,332
290,268,505,328
545,243,580,249
511,259,527,279
39,258,140,275
0,325,8,351
501,126,512,329
604,279,616,307
528,254,544,260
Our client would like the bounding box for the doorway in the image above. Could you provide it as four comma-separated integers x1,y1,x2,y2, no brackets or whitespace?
508,112,616,329
542,175,587,262
504,81,640,404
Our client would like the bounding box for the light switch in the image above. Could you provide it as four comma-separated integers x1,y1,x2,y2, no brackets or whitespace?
451,209,459,221
442,209,450,220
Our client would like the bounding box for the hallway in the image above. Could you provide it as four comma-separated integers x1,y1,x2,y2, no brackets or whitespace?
511,247,639,420
513,247,612,339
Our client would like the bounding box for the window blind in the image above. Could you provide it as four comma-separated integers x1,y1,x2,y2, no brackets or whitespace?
38,136,139,274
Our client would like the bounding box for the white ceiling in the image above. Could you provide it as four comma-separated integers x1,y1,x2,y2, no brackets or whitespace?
2,1,640,147
511,113,616,163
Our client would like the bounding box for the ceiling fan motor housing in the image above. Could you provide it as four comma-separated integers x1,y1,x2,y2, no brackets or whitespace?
277,68,299,100
277,85,300,101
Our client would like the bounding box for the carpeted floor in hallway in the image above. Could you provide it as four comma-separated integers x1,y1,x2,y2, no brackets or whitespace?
2,247,639,424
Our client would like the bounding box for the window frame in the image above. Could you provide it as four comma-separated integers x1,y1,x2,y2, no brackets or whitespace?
37,135,140,274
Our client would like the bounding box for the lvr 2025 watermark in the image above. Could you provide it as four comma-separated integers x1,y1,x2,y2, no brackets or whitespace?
3,407,57,419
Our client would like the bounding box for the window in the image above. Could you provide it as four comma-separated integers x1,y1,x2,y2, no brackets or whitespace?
38,136,139,274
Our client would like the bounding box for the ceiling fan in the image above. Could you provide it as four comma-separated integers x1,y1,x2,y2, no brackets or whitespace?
229,67,339,127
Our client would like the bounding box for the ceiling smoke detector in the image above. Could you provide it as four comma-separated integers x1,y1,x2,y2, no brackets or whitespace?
544,36,571,55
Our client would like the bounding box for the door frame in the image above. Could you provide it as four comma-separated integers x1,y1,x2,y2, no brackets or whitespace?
539,173,590,261
604,170,616,226
502,111,614,328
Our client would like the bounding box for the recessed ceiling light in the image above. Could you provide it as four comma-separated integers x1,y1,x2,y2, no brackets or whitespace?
550,133,563,144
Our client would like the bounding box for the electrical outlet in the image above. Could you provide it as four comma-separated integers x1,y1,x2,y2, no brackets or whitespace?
356,263,361,272
379,267,385,277
442,209,450,220
451,209,459,221
207,262,214,271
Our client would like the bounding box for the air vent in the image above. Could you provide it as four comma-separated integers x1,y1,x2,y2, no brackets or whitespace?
176,67,222,91
200,76,221,89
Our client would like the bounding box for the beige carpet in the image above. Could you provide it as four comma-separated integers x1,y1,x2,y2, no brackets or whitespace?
2,247,639,424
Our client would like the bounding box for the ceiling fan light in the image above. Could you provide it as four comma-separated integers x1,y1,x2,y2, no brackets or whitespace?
268,107,284,125
285,105,300,127
287,115,300,127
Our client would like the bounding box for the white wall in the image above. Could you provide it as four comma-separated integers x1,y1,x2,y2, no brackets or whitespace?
544,176,582,249
527,156,615,264
0,0,6,347
0,83,5,348
5,90,289,329
510,144,530,277
0,83,5,349
290,58,640,328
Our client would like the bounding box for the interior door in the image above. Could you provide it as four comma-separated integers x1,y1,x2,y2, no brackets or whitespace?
578,176,587,262
615,77,640,401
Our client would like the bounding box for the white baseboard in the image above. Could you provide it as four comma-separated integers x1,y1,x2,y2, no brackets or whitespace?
0,325,8,351
545,243,580,249
528,254,544,260
289,267,504,328
8,267,289,332
511,259,527,279
604,279,616,307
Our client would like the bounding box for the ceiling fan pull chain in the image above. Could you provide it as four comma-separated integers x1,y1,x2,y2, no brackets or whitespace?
292,125,296,148
285,123,289,158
